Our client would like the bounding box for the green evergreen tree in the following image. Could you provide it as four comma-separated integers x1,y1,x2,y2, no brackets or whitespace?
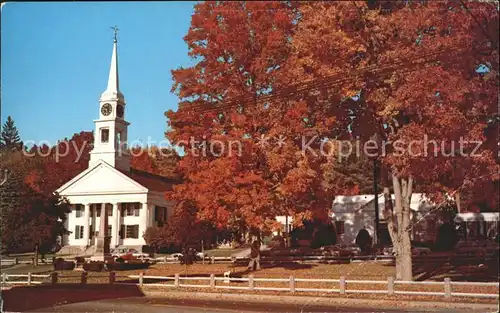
0,170,30,253
0,170,70,255
0,116,22,150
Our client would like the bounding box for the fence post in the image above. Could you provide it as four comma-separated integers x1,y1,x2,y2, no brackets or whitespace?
81,271,87,284
15,258,18,265
211,256,215,264
27,272,32,286
249,274,254,290
1,273,6,285
289,275,295,293
210,274,215,289
139,272,144,287
51,272,58,284
444,278,451,299
387,277,394,296
109,272,116,284
174,273,180,288
340,276,346,295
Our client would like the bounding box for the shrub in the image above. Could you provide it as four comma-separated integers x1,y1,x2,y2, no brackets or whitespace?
311,223,336,248
268,235,285,249
108,260,151,271
53,258,75,271
291,219,336,248
74,256,85,264
355,228,373,254
434,223,458,251
83,262,104,272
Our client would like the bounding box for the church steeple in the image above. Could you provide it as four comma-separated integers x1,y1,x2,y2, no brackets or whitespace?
100,26,124,102
90,26,130,172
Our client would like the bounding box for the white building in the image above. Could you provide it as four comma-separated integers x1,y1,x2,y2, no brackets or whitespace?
330,193,439,245
454,212,499,240
57,36,175,253
275,193,446,246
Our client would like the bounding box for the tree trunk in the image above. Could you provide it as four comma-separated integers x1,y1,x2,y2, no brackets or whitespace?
392,174,414,281
455,192,461,213
389,174,414,281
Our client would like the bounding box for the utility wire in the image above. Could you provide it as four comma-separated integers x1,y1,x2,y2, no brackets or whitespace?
169,46,489,120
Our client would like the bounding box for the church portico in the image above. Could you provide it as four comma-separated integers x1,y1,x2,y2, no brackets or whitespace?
56,30,177,254
62,186,173,249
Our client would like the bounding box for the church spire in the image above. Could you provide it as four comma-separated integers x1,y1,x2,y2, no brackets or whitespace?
100,26,124,101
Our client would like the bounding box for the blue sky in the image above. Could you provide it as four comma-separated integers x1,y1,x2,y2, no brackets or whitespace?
1,2,196,147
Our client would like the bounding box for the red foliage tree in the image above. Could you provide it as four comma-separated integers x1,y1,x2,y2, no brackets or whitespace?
166,1,358,236
283,1,498,280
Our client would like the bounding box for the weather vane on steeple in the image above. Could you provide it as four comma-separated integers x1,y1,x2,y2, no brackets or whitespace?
110,25,119,42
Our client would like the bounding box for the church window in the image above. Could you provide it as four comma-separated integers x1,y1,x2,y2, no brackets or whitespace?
93,204,101,217
75,205,83,218
121,203,140,216
116,131,122,147
75,225,84,239
154,206,168,227
125,225,139,239
101,128,109,143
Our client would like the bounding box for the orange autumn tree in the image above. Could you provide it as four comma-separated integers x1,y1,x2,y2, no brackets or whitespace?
166,1,359,238
285,0,498,280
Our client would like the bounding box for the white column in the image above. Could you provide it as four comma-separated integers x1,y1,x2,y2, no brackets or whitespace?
83,203,90,246
149,204,155,227
112,203,120,247
99,203,107,236
140,202,149,240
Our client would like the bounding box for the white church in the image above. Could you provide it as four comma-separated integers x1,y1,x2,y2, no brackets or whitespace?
57,35,175,253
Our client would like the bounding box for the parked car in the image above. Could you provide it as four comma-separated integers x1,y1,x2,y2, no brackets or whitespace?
171,251,205,261
171,253,183,259
111,248,150,260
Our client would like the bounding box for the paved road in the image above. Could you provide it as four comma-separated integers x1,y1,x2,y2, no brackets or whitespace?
26,297,467,313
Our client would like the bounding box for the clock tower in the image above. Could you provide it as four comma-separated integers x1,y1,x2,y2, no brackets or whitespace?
89,31,131,171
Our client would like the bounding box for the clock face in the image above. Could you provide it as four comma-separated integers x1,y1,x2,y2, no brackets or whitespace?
117,104,124,118
101,103,112,116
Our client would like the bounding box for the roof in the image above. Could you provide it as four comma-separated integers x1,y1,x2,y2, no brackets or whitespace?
455,212,499,222
119,168,180,193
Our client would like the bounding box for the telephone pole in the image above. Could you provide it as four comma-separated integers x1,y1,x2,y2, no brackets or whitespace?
373,159,380,247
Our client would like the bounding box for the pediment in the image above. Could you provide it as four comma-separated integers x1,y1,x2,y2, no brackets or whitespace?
57,161,147,195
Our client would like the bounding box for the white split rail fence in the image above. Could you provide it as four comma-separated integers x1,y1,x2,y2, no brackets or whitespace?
2,271,496,300
126,274,500,299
